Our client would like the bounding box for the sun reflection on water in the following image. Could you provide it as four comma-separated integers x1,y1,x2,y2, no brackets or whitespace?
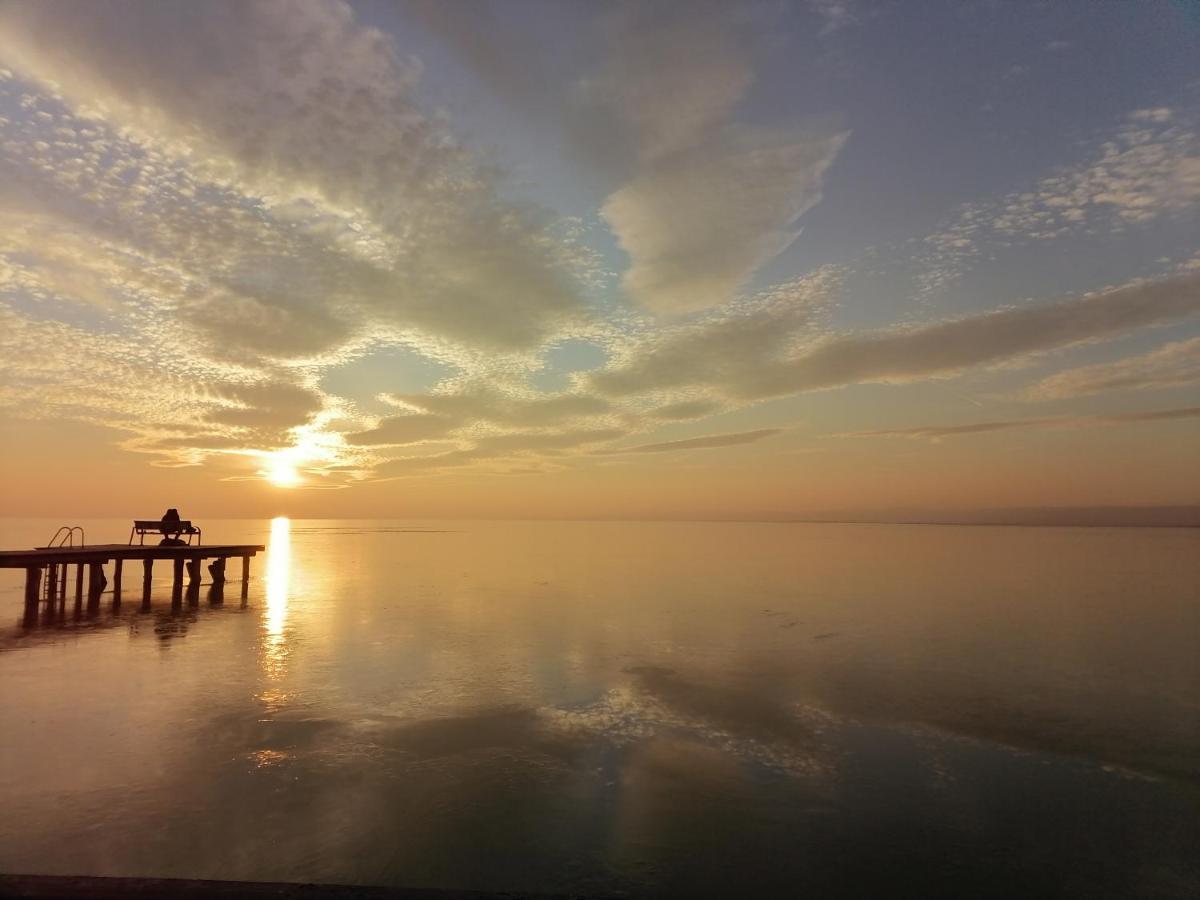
262,516,291,679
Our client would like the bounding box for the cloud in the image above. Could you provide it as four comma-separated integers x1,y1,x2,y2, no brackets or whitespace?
647,399,724,420
918,108,1200,296
371,425,630,478
602,129,847,314
346,413,458,446
0,0,607,482
591,269,1200,400
206,382,324,433
0,303,352,476
809,1,859,36
590,269,838,397
591,6,848,313
832,406,1200,441
474,427,627,454
599,428,783,454
0,0,590,353
381,386,613,429
1027,336,1200,399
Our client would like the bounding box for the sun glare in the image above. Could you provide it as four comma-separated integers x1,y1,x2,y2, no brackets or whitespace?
266,457,300,488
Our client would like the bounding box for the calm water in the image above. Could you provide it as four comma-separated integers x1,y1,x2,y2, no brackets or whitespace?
0,518,1197,897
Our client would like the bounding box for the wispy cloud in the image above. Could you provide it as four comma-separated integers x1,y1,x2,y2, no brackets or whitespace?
833,406,1200,442
592,269,1200,400
1026,336,1200,399
598,428,783,454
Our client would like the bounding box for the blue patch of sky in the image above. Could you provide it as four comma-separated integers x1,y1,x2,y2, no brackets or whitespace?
528,339,608,392
319,345,455,413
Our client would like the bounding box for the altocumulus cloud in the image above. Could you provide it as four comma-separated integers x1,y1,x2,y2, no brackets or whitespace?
0,0,597,478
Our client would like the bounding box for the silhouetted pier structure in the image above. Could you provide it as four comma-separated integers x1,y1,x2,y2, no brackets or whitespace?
2,534,265,622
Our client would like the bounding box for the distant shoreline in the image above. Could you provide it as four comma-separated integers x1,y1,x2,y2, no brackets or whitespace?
0,507,1197,528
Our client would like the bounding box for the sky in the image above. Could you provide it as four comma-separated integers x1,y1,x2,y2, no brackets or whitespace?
0,0,1198,521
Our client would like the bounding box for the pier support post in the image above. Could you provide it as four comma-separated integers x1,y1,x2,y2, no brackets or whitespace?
240,555,250,601
46,564,58,602
208,557,226,584
186,558,202,606
24,566,41,621
207,558,227,605
112,559,123,606
74,564,84,602
142,558,153,609
171,558,184,606
86,563,105,612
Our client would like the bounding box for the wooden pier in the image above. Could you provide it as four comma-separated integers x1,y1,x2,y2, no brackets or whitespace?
1,541,265,622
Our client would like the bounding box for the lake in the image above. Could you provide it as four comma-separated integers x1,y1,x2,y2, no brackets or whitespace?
0,519,1197,897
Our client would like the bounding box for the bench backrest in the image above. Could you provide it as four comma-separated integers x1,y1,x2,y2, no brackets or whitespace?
132,520,197,532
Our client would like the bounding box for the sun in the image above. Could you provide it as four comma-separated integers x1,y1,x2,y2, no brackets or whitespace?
266,457,300,488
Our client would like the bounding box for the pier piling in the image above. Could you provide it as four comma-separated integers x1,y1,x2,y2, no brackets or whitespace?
86,563,105,612
171,558,184,605
142,558,153,608
112,559,123,603
208,558,226,584
24,566,40,625
186,558,202,606
24,566,40,610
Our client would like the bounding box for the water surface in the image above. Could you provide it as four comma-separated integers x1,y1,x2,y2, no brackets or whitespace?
0,519,1197,896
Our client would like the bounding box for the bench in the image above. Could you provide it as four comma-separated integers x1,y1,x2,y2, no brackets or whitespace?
129,520,202,546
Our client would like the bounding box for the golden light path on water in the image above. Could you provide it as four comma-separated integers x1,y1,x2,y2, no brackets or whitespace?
262,516,291,683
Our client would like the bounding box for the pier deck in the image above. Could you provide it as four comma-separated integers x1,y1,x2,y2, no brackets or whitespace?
1,542,266,619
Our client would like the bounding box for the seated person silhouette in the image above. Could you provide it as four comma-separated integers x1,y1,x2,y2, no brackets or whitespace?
159,508,187,546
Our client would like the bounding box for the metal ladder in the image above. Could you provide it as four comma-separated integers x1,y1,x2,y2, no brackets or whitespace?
46,525,85,548
42,526,86,600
